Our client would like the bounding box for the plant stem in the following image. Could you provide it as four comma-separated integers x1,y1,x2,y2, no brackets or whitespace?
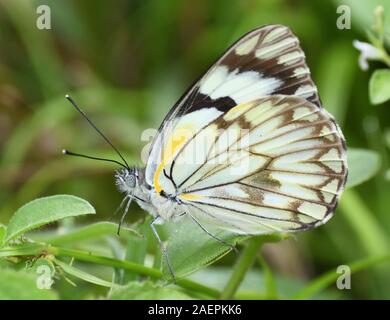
0,243,42,258
257,254,278,299
339,189,389,256
0,243,220,298
380,50,390,68
48,246,162,277
292,254,390,299
48,245,220,298
220,237,264,299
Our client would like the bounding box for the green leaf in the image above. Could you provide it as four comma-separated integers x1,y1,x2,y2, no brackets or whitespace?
29,258,56,278
0,224,6,247
160,216,245,279
0,268,57,300
31,222,141,246
108,281,193,300
346,148,381,188
369,69,390,105
160,217,283,280
5,195,95,242
53,258,118,288
25,258,57,288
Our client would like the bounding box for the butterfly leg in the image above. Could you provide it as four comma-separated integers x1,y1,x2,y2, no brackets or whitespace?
111,194,129,221
187,212,238,254
150,216,176,282
117,195,133,235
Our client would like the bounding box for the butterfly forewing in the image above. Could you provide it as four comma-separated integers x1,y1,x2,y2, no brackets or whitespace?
146,25,321,186
194,24,320,111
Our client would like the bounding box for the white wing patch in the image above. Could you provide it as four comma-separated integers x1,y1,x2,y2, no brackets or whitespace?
199,66,282,103
255,37,297,59
262,25,289,43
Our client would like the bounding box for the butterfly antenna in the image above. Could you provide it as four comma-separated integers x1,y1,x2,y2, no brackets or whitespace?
62,149,128,169
65,94,130,169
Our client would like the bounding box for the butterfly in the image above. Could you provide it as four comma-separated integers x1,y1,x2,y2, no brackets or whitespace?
64,24,347,279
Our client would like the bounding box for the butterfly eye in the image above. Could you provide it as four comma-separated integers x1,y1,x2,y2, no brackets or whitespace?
127,171,137,188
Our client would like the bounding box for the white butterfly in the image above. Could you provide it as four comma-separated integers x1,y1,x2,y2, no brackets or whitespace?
65,25,347,278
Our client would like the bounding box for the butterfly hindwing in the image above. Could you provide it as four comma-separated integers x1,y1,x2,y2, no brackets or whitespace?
169,96,347,234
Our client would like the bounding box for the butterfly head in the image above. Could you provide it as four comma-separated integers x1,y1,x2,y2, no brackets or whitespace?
115,167,139,194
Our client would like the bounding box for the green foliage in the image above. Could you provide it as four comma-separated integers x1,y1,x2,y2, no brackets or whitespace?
53,258,118,288
0,269,57,300
29,258,56,279
257,254,278,299
0,224,6,247
5,195,95,243
0,0,389,300
340,189,389,256
161,217,246,279
293,254,390,299
333,0,390,34
346,148,381,188
369,69,390,104
121,222,149,283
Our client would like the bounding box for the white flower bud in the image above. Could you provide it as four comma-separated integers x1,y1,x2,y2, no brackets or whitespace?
353,40,381,71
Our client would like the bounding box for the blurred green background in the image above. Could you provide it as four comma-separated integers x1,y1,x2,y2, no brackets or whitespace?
0,0,389,299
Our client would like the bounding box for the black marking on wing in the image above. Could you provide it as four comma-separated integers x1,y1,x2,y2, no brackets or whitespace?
190,93,237,113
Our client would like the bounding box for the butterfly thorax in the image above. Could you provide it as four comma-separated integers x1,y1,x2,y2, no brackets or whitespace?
115,167,183,221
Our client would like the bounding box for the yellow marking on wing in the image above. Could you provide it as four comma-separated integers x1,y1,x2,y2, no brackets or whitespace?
223,101,255,121
179,193,203,201
153,163,165,194
153,124,194,193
